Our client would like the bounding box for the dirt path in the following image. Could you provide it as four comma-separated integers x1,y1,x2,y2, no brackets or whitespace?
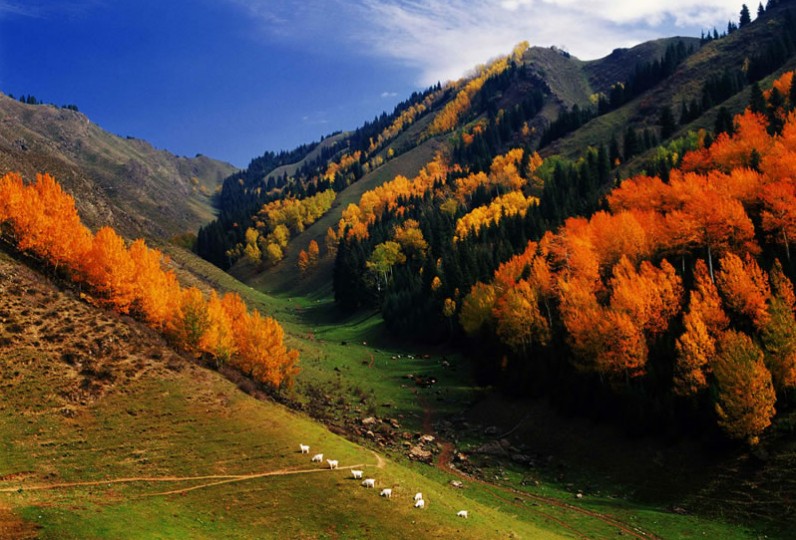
425,402,661,540
0,460,379,499
371,450,386,469
141,464,367,497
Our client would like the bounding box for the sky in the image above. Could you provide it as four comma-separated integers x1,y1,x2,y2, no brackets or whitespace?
0,0,747,168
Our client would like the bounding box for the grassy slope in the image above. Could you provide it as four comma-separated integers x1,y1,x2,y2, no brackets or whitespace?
263,132,350,182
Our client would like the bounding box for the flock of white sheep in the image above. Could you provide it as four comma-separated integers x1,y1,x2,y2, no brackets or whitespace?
299,443,468,519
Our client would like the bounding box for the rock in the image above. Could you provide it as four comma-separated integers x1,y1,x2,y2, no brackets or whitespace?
388,418,401,429
575,492,583,499
484,425,500,436
365,430,375,439
450,480,463,488
361,416,377,425
671,506,689,515
474,440,508,456
420,434,435,443
511,454,533,465
60,406,76,418
454,452,468,463
409,445,433,462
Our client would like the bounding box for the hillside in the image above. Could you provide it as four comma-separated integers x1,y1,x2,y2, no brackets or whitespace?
546,3,796,160
0,93,235,240
6,1,796,538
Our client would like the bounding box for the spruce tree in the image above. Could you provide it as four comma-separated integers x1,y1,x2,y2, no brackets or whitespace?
659,105,676,139
750,82,766,114
740,4,752,27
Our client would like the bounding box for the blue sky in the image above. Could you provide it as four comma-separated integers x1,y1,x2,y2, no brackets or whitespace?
0,0,745,168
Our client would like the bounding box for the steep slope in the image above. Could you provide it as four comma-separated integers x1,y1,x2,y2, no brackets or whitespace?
197,33,703,282
546,3,794,159
0,93,235,240
583,37,701,95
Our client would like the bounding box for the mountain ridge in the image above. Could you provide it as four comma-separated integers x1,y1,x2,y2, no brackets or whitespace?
0,93,236,241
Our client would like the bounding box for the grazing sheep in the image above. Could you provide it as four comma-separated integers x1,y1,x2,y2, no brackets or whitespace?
414,498,425,509
299,444,310,454
351,470,363,479
327,459,339,469
380,488,392,498
362,478,376,488
457,510,468,518
413,492,423,501
311,453,323,462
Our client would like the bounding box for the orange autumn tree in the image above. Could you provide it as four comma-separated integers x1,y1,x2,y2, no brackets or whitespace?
81,226,139,313
0,173,92,272
759,179,796,261
715,253,771,329
128,239,181,329
234,309,300,389
759,259,796,392
297,249,310,274
674,260,729,396
0,171,300,390
198,291,237,365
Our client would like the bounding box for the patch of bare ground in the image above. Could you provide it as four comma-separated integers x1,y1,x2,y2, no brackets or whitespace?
0,250,189,416
0,504,39,540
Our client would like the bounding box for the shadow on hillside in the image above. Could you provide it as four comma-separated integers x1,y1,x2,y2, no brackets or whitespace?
461,392,796,539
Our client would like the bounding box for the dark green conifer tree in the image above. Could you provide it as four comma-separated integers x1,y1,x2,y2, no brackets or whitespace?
740,4,752,26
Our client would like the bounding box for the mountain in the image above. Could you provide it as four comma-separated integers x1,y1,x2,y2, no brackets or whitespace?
0,93,236,240
4,1,796,538
199,1,793,293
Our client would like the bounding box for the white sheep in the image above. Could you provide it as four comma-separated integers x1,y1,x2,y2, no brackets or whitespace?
380,488,392,498
351,470,363,479
299,444,310,454
414,498,425,508
413,492,423,501
311,453,323,462
327,459,339,469
457,510,468,518
362,478,375,488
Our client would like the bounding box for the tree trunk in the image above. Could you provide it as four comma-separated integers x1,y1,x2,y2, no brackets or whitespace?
707,245,715,283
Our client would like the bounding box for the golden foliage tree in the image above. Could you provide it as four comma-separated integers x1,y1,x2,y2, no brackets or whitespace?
713,330,776,445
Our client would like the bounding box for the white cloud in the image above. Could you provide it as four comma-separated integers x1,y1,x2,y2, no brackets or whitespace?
0,0,106,19
228,0,743,85
302,111,329,125
381,91,398,98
